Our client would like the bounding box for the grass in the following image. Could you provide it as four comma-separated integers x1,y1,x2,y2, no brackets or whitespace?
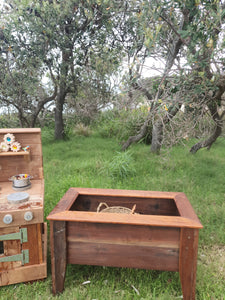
1,129,225,299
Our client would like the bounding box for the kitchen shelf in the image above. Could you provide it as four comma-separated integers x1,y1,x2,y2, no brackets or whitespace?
0,151,30,158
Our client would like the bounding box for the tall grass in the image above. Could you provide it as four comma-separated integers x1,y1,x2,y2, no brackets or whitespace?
1,129,224,299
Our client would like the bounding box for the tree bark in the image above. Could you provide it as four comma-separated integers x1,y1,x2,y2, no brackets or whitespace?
190,113,224,154
150,103,181,154
54,93,66,139
54,50,69,140
122,115,152,151
150,120,163,154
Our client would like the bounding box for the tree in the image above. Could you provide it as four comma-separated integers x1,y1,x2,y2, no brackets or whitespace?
122,0,225,154
2,0,126,138
0,1,57,127
0,48,57,127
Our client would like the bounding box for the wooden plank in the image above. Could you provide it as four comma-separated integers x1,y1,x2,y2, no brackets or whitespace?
0,263,46,286
50,221,67,295
48,188,79,216
0,128,41,134
179,228,199,300
47,210,203,228
67,222,179,271
22,224,42,265
0,208,44,228
73,187,179,199
67,241,179,271
0,157,43,180
175,193,203,226
67,222,180,248
42,223,47,263
0,151,30,157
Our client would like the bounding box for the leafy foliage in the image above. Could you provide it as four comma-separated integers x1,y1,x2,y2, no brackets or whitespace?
101,150,136,180
96,107,152,143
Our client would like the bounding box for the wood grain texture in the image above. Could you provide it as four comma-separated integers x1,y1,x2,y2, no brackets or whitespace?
174,193,203,226
50,221,67,295
47,188,203,229
0,129,47,287
48,188,203,298
0,263,46,286
0,128,43,182
68,242,179,271
0,128,41,134
67,222,180,248
22,224,43,265
67,222,179,271
48,210,202,228
48,188,79,217
179,228,199,300
0,180,44,227
71,187,179,199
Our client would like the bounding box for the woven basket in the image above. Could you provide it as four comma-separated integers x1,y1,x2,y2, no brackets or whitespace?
97,202,136,214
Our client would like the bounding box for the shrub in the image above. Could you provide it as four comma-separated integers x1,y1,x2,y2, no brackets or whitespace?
96,107,152,144
73,123,92,137
102,150,136,180
0,113,20,128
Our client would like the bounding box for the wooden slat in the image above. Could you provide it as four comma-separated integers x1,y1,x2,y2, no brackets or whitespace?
48,210,202,228
66,222,180,271
22,224,42,265
48,188,79,217
0,263,46,286
67,242,179,271
175,193,202,225
42,223,48,263
72,187,179,199
0,128,41,134
0,151,29,157
67,221,179,270
67,222,180,248
0,209,44,228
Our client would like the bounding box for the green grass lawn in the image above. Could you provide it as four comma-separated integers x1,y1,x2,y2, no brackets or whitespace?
1,130,225,299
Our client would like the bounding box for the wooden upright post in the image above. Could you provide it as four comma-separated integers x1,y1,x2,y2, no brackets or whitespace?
50,220,67,295
179,228,199,300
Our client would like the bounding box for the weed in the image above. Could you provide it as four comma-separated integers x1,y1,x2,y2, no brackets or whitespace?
102,150,136,180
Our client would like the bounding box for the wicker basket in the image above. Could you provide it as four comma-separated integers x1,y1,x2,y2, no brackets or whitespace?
97,202,136,214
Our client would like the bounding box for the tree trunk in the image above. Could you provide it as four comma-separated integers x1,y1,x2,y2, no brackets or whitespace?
54,50,69,140
151,103,181,154
150,120,163,154
122,116,152,151
54,91,66,140
190,116,223,154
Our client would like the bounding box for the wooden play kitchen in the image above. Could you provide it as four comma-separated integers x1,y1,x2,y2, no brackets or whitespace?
47,187,203,300
0,128,47,286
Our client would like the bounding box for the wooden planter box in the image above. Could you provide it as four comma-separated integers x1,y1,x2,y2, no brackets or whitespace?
47,188,203,300
0,128,47,286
